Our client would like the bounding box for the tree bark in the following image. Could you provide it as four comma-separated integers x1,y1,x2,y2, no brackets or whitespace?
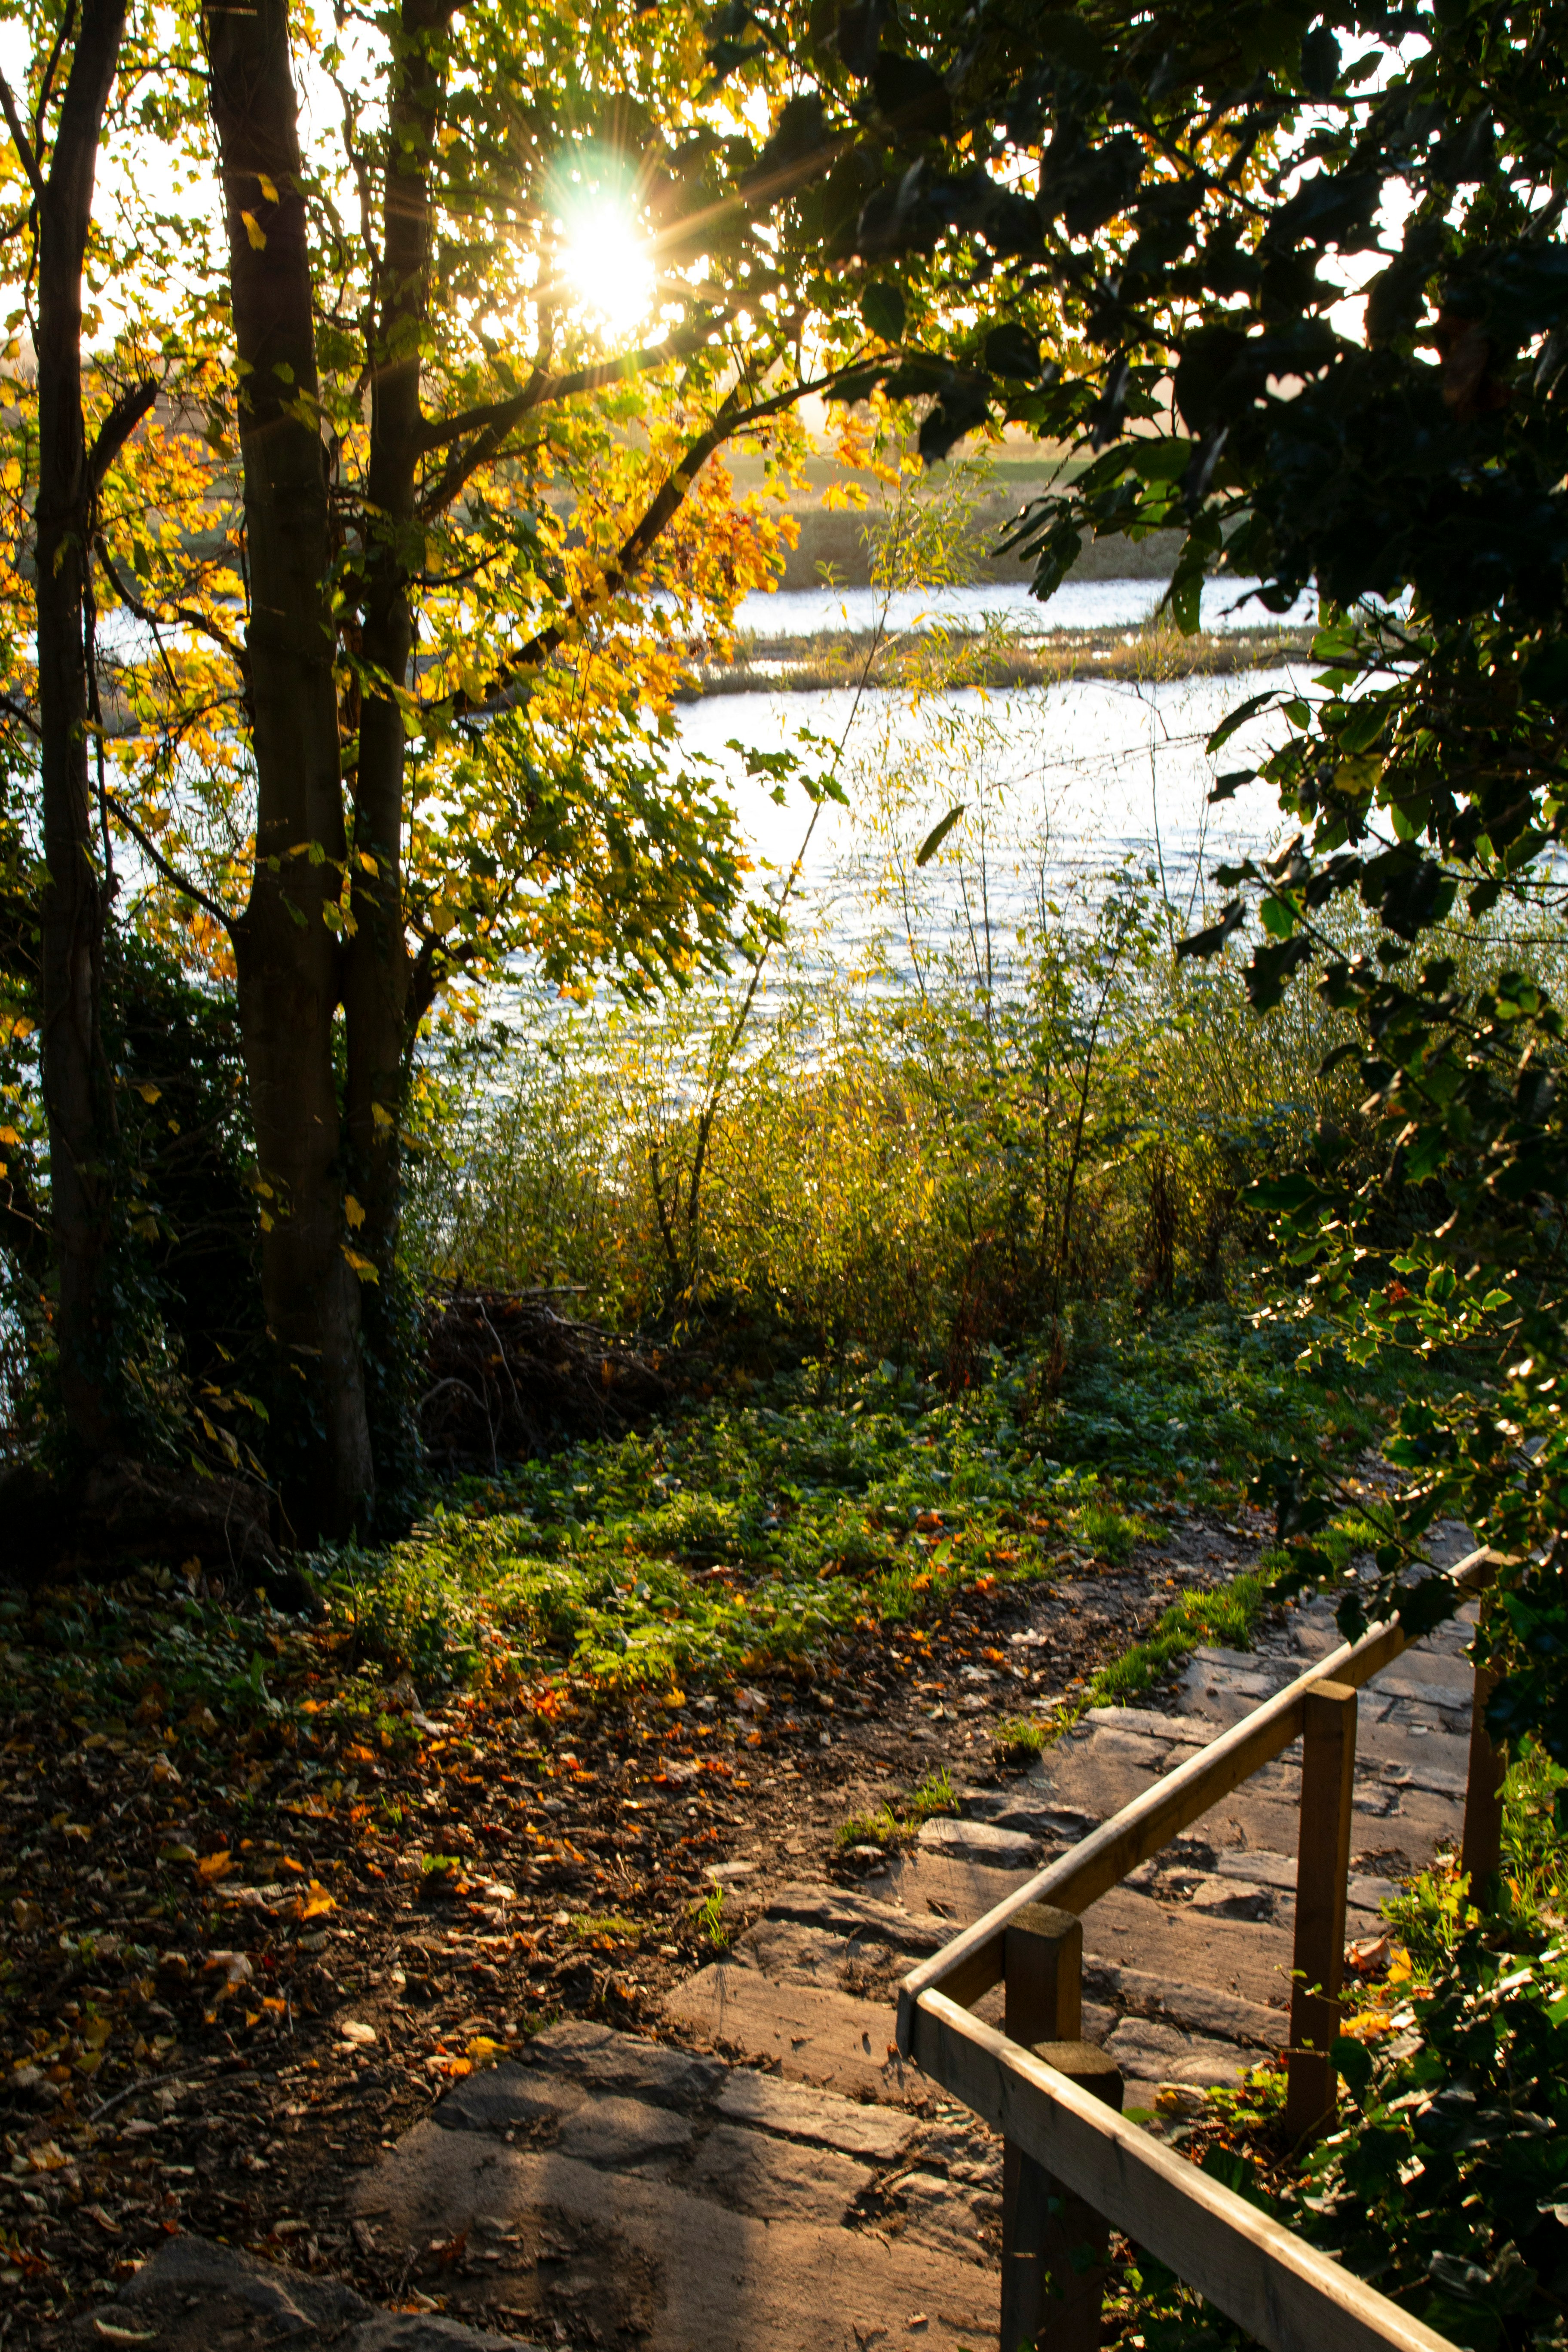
343,0,454,1485
204,0,373,1536
33,0,129,1458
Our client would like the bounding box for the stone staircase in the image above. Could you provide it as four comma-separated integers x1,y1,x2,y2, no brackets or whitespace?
77,1584,1479,2352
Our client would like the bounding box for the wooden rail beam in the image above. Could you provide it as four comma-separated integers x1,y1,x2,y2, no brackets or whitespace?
910,1991,1458,2352
895,1548,1495,2054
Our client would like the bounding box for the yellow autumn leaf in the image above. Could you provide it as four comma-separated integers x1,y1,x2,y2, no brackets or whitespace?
299,1880,336,1920
196,1850,235,1883
357,848,379,874
0,1125,18,1145
466,2036,502,2069
135,1083,160,1105
343,1245,379,1283
344,1194,366,1229
371,1101,393,1129
83,2016,112,2049
241,210,267,250
257,170,279,204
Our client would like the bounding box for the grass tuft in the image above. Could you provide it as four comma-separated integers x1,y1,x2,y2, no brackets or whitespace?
836,1764,956,1851
1081,1551,1290,1714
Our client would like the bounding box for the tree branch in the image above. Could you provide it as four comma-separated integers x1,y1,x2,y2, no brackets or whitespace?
94,533,251,678
101,788,236,935
87,374,157,493
445,368,842,718
34,0,78,159
0,689,41,739
0,68,46,202
415,318,724,457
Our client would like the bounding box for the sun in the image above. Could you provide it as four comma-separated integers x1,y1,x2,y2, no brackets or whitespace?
559,199,658,340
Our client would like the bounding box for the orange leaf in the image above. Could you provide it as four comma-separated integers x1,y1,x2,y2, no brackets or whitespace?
197,1851,235,1883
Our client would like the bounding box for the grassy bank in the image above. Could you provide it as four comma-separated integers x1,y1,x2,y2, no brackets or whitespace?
679,620,1317,698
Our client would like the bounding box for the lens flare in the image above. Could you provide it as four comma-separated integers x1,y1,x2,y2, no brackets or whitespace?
559,199,658,339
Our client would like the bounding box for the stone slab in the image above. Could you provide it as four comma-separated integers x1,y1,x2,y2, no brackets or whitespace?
1082,1956,1285,2049
1084,1706,1219,1747
556,2093,694,2166
1080,1883,1295,2011
735,1917,862,1985
437,2060,584,2135
522,2017,722,2106
1102,2015,1253,2089
880,1849,1036,1932
664,1960,918,2101
917,1815,1041,1865
353,2122,995,2352
764,1877,946,1952
689,2120,875,2221
716,2067,919,2159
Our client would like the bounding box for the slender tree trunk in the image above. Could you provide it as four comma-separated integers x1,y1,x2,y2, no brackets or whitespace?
33,0,129,1458
343,0,453,1485
205,0,373,1536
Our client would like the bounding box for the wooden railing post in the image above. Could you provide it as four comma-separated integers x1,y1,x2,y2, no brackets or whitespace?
1286,1678,1357,2142
1460,1645,1506,1910
1028,2043,1124,2352
1001,1903,1081,2352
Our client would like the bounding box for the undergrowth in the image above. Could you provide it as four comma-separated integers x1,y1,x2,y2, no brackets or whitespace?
306,1317,1388,1710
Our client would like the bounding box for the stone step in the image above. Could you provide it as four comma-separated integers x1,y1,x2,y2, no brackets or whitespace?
345,2020,995,2352
355,2118,995,2352
1082,1956,1286,2049
916,1814,1043,1866
664,1958,916,2101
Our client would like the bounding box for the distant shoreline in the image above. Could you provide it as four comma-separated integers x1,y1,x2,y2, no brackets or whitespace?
676,623,1316,700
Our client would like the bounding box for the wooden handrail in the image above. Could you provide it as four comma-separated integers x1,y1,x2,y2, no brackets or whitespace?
895,1546,1496,2052
910,1991,1457,2352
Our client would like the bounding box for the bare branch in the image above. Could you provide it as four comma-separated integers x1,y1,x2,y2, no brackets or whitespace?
0,689,41,738
34,0,78,159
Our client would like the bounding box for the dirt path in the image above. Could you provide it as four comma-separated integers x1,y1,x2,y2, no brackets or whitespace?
42,1512,1482,2351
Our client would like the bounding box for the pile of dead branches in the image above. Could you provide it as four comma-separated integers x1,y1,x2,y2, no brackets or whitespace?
420,1287,676,1470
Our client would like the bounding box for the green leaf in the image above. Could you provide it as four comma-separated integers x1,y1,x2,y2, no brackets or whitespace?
915,805,966,866
860,280,906,343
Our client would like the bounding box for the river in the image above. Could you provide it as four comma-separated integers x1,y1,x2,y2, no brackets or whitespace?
671,580,1310,991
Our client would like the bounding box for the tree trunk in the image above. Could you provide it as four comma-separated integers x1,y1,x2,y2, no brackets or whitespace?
204,0,373,1537
34,0,129,1458
343,0,453,1490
